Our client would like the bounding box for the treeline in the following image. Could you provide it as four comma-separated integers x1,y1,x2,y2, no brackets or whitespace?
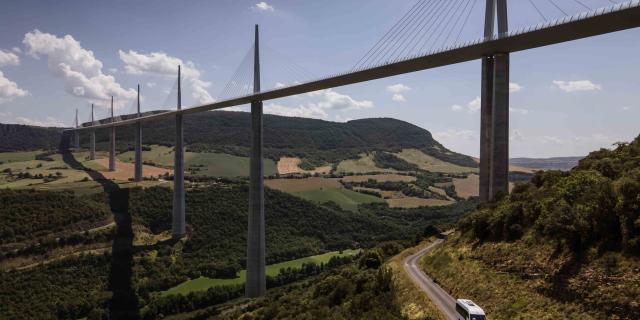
80,111,476,167
141,255,356,319
461,134,640,254
0,123,63,152
0,189,111,244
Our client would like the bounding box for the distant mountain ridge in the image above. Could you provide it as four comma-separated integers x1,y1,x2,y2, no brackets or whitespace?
1,111,478,168
510,156,583,171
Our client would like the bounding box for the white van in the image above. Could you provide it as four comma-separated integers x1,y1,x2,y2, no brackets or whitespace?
455,299,486,320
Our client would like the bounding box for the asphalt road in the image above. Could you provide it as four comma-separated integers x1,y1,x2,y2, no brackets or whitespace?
403,239,459,320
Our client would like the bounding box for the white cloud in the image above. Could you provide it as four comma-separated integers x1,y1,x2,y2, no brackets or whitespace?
450,97,480,113
147,82,157,88
274,82,286,89
0,70,29,104
118,50,214,104
0,49,20,67
23,30,136,108
334,114,353,122
620,106,632,111
12,47,22,54
15,116,65,127
552,80,601,92
392,94,406,102
509,82,522,93
264,102,327,119
307,89,373,111
387,83,410,102
386,83,411,93
253,2,274,11
108,67,118,74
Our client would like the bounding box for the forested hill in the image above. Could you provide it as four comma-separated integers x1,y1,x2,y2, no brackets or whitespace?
2,111,477,167
0,123,63,152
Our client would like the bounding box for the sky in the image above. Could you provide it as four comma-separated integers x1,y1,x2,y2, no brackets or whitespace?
0,0,639,158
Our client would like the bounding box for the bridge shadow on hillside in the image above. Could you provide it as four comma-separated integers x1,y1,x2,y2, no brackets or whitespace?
59,133,139,319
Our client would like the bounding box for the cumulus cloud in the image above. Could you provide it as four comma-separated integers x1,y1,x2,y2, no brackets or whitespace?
22,30,136,108
434,129,476,141
509,82,522,93
0,111,65,127
147,82,157,88
252,2,274,11
392,93,406,102
510,107,529,115
274,82,286,89
265,102,327,119
118,50,214,104
386,83,410,102
307,89,373,111
0,49,20,67
262,89,372,120
451,97,480,113
552,80,601,92
0,70,29,104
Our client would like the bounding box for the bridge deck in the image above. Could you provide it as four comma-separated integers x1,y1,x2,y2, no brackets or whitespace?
70,0,640,132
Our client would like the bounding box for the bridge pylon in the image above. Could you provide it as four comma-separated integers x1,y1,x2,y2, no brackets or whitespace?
90,104,96,160
109,96,116,172
172,66,186,239
480,0,509,202
246,24,266,298
134,85,143,182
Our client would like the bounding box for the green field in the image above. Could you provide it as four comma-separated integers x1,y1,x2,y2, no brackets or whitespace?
336,153,395,174
0,151,42,163
162,249,360,296
294,187,384,212
118,145,277,177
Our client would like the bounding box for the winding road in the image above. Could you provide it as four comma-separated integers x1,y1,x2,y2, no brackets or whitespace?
403,239,459,320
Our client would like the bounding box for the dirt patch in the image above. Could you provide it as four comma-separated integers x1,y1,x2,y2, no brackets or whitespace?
452,174,479,199
94,158,172,181
341,174,416,183
265,177,342,193
276,157,332,175
387,198,454,208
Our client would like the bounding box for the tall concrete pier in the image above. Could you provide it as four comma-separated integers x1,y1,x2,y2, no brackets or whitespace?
109,96,116,172
246,24,266,298
90,104,96,160
479,0,509,201
74,108,80,149
172,67,186,238
134,85,143,182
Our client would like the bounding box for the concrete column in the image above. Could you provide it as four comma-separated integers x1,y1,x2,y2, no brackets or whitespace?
90,104,96,160
246,24,266,298
479,0,495,202
134,85,143,182
479,56,494,203
74,108,80,149
172,66,186,238
490,53,509,199
109,96,116,172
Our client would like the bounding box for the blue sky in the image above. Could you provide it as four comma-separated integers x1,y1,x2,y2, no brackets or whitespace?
0,0,638,157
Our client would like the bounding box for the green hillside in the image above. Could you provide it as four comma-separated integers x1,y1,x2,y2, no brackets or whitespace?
423,134,640,319
1,112,477,170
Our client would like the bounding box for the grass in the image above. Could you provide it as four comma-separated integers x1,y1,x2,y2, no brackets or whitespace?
0,151,42,163
118,145,277,177
420,235,595,319
162,249,360,296
341,174,416,183
386,239,446,320
265,177,342,193
394,149,477,174
294,187,384,211
336,153,395,174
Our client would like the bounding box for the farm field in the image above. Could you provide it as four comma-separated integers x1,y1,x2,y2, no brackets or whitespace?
118,145,277,177
162,249,360,296
265,177,341,193
341,173,416,183
394,149,477,173
386,197,453,208
293,187,384,211
336,153,395,174
0,151,43,163
277,157,331,175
